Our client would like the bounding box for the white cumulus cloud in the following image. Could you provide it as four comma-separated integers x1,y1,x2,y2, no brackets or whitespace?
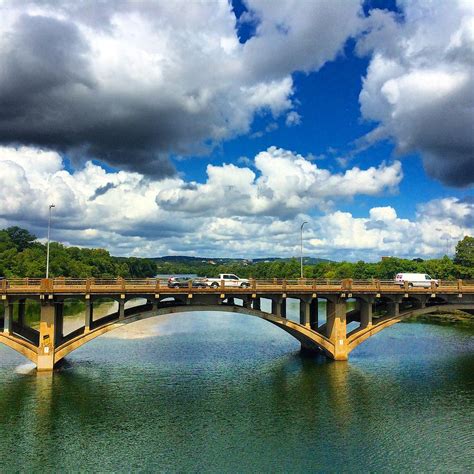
156,146,403,218
357,0,474,186
0,144,465,261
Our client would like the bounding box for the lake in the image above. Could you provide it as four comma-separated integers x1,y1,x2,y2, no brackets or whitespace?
0,302,473,472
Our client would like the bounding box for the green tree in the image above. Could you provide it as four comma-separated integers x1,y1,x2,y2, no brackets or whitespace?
5,226,37,252
454,236,474,267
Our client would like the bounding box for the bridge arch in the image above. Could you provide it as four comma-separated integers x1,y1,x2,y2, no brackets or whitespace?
347,303,474,354
54,304,335,366
0,332,38,365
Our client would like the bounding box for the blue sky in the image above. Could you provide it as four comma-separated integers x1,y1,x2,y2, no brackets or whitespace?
176,20,471,221
0,0,472,260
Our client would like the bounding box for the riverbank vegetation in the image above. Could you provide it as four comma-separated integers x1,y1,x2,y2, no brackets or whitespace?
0,227,472,280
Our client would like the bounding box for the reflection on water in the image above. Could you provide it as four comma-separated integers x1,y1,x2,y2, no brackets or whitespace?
0,311,473,472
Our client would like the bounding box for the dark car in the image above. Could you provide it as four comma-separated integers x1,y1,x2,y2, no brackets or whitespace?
167,277,207,288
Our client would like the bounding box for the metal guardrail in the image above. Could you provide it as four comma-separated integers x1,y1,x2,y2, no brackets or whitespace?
1,278,473,294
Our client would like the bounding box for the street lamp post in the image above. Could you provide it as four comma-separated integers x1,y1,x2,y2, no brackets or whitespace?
46,204,55,279
300,221,308,278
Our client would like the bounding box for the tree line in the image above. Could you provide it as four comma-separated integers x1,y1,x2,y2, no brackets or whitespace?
0,226,472,280
0,227,156,279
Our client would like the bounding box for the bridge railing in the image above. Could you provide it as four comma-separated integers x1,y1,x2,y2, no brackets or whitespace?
2,278,43,288
1,278,474,294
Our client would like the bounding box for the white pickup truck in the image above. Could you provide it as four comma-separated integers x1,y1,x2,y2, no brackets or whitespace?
204,274,251,288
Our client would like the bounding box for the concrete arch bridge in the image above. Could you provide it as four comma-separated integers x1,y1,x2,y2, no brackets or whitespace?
1,278,473,371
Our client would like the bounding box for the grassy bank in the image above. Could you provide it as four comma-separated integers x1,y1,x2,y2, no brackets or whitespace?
406,310,474,325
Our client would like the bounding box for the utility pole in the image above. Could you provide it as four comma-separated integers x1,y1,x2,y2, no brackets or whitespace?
300,221,308,278
46,204,55,279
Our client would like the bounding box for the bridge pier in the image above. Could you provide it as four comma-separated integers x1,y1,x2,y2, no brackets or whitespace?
310,298,318,330
252,297,261,311
326,297,348,360
360,297,373,328
299,297,312,327
18,298,26,328
55,301,64,346
3,299,12,334
119,299,125,320
242,297,251,309
37,300,56,371
85,297,93,332
386,299,401,317
271,297,286,318
415,295,428,309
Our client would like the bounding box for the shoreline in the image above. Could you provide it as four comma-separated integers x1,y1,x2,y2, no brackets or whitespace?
404,310,474,326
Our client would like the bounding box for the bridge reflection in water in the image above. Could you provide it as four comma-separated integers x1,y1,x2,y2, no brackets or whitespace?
1,277,473,371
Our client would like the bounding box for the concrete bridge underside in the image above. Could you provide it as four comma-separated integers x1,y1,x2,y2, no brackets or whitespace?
1,292,473,371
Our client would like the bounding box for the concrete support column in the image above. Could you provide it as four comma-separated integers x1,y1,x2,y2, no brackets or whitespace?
54,301,64,346
252,297,261,311
37,301,56,371
386,301,399,317
360,299,373,328
326,297,348,360
299,299,311,327
18,298,26,327
271,297,284,317
85,298,92,332
119,299,125,320
152,298,159,312
310,298,318,330
414,296,428,309
242,297,251,309
3,300,12,334
281,298,287,318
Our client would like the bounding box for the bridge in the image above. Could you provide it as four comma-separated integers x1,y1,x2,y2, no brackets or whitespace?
1,277,473,371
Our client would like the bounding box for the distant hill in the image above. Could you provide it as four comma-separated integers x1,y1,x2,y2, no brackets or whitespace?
150,256,333,264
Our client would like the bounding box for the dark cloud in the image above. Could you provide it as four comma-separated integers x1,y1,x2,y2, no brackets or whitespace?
365,220,387,230
0,10,216,178
423,151,474,188
89,182,117,201
0,13,178,177
0,1,366,179
1,15,92,96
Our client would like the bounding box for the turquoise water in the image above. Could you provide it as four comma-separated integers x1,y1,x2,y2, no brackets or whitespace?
0,307,473,472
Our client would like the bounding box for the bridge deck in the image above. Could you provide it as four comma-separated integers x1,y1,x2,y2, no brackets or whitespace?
1,278,473,296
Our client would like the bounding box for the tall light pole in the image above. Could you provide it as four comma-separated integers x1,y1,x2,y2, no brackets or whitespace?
46,204,55,279
300,221,308,278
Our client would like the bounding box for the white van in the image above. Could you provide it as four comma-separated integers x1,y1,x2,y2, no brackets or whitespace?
395,273,439,288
